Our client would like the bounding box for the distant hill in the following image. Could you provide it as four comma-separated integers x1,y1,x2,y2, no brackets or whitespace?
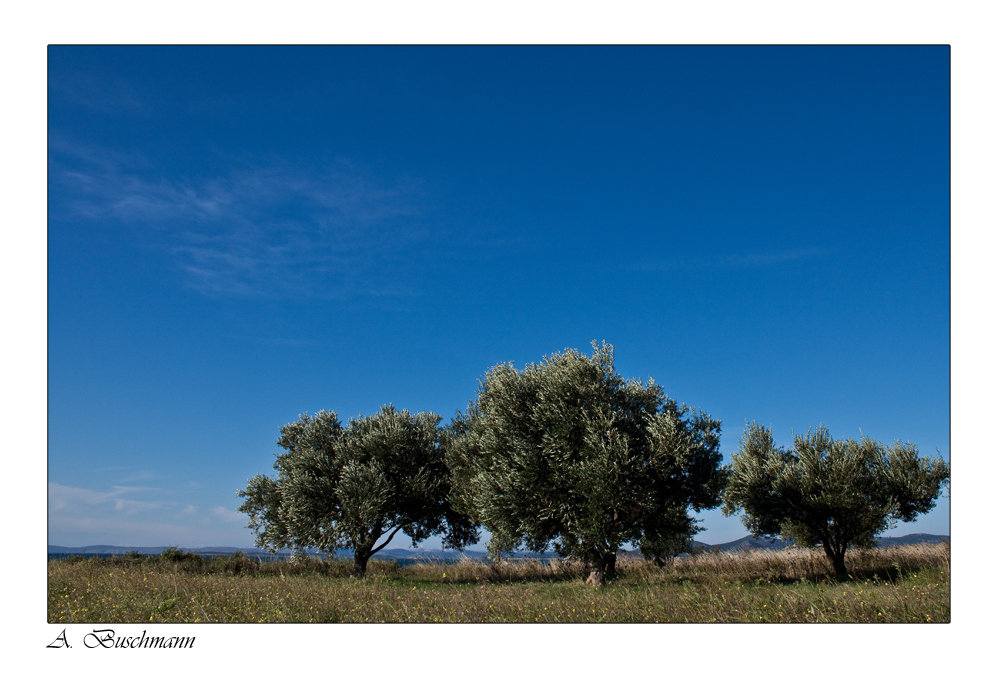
694,533,949,554
46,544,488,561
47,545,308,559
872,533,949,547
49,545,178,555
49,533,948,560
705,536,796,553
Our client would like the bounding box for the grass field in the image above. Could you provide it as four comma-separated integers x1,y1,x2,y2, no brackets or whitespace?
48,543,949,624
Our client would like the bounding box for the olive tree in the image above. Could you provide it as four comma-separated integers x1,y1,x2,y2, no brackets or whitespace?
238,405,478,577
447,342,726,586
722,422,950,576
639,517,703,567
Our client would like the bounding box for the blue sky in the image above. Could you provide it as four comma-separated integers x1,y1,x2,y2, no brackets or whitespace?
47,45,950,550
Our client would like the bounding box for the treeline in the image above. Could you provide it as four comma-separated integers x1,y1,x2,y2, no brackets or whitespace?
238,341,948,585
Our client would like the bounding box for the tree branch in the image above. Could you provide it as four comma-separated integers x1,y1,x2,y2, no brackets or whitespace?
371,525,405,555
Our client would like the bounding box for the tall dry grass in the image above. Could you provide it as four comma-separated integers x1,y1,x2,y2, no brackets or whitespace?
48,543,949,624
633,542,951,583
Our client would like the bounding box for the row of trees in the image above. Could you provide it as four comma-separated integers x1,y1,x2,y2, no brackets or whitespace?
238,342,949,585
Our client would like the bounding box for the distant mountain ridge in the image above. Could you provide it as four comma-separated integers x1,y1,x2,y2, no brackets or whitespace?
690,533,948,553
48,533,948,559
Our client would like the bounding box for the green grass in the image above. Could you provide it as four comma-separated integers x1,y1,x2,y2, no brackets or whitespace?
48,543,949,623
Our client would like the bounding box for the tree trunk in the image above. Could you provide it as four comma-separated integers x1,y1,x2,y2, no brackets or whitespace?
584,549,616,587
584,550,605,586
352,523,400,579
352,551,371,578
824,547,848,578
654,554,674,569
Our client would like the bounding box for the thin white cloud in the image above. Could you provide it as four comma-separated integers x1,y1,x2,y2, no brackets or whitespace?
720,247,829,267
82,465,163,482
48,483,253,547
48,515,195,546
48,514,251,548
50,144,430,299
48,482,161,513
49,69,149,115
634,246,830,272
226,334,318,348
212,505,248,523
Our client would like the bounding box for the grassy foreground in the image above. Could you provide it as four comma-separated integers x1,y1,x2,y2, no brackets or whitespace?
48,543,949,624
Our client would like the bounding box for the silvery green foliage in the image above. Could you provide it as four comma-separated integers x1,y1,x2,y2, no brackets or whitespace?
448,341,725,572
238,406,478,574
638,515,702,566
722,422,950,574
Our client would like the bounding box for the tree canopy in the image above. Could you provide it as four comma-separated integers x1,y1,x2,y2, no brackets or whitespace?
721,422,950,576
447,341,726,585
238,405,478,577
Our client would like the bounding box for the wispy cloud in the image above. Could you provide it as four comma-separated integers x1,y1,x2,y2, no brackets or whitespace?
84,467,162,483
48,482,166,516
48,482,252,547
49,68,149,116
225,334,318,348
212,506,248,523
47,513,253,548
634,246,830,273
48,515,199,547
50,143,430,299
718,247,830,267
